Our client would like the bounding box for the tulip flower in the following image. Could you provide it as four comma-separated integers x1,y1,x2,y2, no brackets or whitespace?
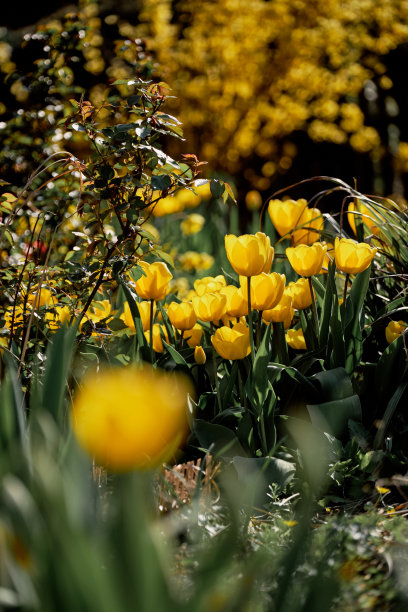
385,320,407,344
194,345,206,365
184,323,204,348
286,243,327,277
219,285,248,318
286,278,313,310
347,201,381,236
292,207,324,245
262,291,294,328
144,324,169,353
180,213,205,235
286,328,307,350
45,305,72,331
211,322,251,360
133,260,173,301
167,301,197,330
268,198,308,238
121,300,156,332
71,364,194,471
334,237,377,275
192,292,227,322
225,232,273,277
240,273,286,311
26,286,57,308
194,275,226,296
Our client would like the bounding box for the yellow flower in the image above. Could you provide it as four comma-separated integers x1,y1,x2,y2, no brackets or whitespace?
347,201,381,236
169,277,190,299
167,301,197,330
286,278,313,310
180,213,205,235
133,261,173,301
0,337,7,354
120,300,155,332
194,275,226,296
286,328,306,350
245,190,262,211
179,251,214,272
286,243,327,277
211,322,251,360
292,207,324,245
240,273,286,311
71,365,194,471
219,285,248,318
148,194,185,217
268,199,308,238
319,242,335,273
26,286,56,308
45,305,72,331
144,324,169,353
194,345,206,365
225,232,273,277
4,305,25,329
192,292,227,322
262,291,294,328
385,320,407,344
184,323,203,347
334,237,377,274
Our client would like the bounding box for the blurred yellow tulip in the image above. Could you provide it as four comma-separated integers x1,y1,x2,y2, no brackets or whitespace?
180,213,205,235
385,320,407,344
286,328,307,350
334,237,377,274
211,322,251,360
194,275,226,296
71,365,194,471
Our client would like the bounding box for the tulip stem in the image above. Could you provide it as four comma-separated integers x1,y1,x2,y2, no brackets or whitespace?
149,299,154,362
256,311,263,348
342,274,350,326
308,277,319,340
237,367,247,412
210,322,222,414
247,276,255,364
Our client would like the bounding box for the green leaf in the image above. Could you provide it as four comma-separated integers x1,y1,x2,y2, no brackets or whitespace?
373,381,408,450
232,456,295,498
114,275,149,353
309,368,353,402
210,179,225,198
193,419,247,457
252,323,272,406
151,174,172,191
162,340,188,368
307,395,362,436
344,266,371,374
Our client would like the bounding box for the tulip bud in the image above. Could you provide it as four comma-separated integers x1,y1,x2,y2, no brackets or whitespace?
225,232,273,277
133,260,173,301
194,345,206,365
168,301,197,330
211,322,251,360
286,328,306,350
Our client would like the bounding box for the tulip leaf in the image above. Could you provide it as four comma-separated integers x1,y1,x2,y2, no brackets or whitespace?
309,368,353,402
193,419,247,457
252,323,272,406
220,361,239,407
307,394,362,436
162,340,189,369
329,271,345,368
114,274,149,353
157,303,176,345
344,266,371,373
373,381,408,450
374,333,407,404
232,456,296,500
319,261,336,349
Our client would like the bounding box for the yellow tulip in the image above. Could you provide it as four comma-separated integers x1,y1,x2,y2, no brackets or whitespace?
385,320,407,344
45,305,72,331
180,213,205,235
211,322,251,360
71,365,194,471
133,260,173,301
26,286,56,308
240,273,286,311
219,285,248,318
194,275,226,296
120,300,155,332
184,323,203,347
194,345,206,365
192,292,227,322
347,200,381,236
292,207,324,245
286,328,307,350
286,278,313,310
4,305,25,329
225,232,273,277
334,237,377,274
262,291,294,328
167,301,197,330
268,198,308,238
286,243,327,277
144,324,169,353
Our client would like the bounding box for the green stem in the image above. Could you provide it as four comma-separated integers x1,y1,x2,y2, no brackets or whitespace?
149,299,154,362
256,311,263,348
308,276,319,340
247,276,255,365
210,322,222,414
341,273,350,326
237,366,247,411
